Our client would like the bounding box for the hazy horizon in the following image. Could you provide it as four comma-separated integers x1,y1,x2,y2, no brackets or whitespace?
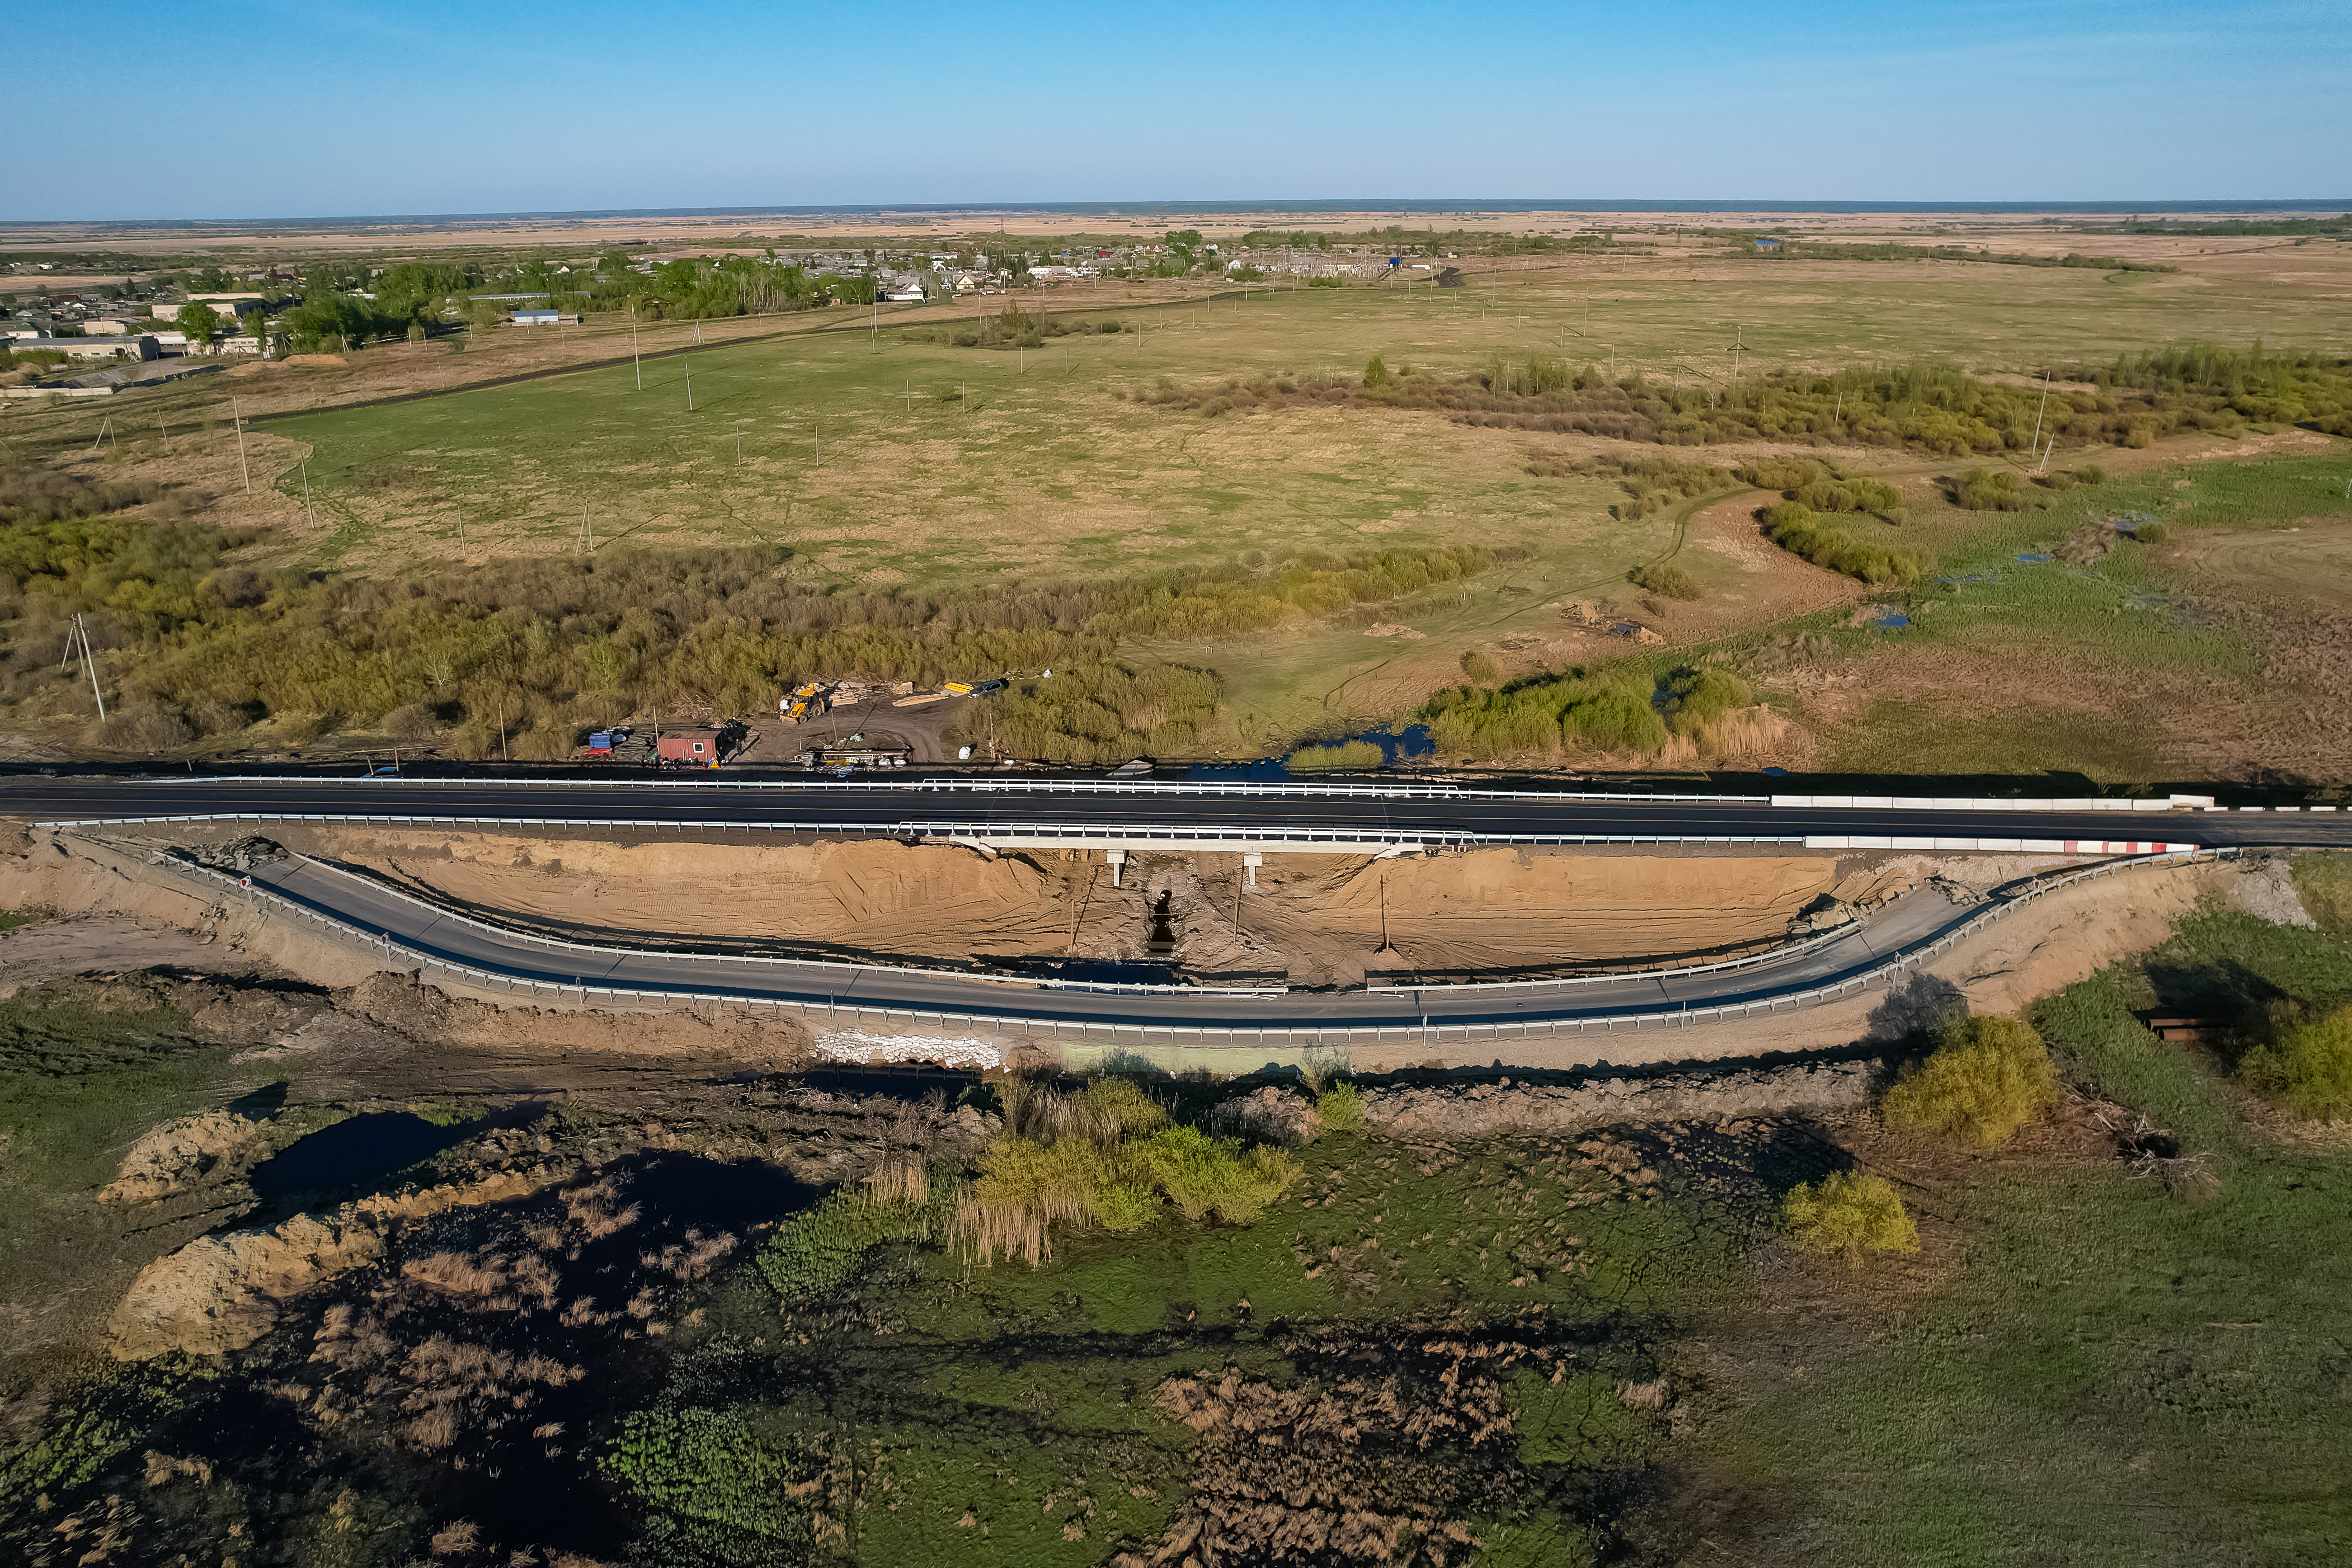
7,197,2347,234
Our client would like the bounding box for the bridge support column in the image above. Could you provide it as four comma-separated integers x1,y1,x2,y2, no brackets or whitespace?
1242,851,1263,889
1106,848,1127,888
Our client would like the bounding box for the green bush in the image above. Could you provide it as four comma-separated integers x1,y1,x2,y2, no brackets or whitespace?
1954,467,2027,511
1139,1125,1301,1224
1782,1170,1918,1269
1656,666,1751,736
2072,463,2108,484
1364,355,1391,389
603,1406,806,1543
1422,670,1670,759
2238,1005,2352,1121
1761,502,1925,585
755,1183,952,1303
1628,563,1700,600
953,1119,1301,1266
1315,1082,1365,1131
2132,521,2171,544
1881,1013,2060,1148
1084,1074,1168,1134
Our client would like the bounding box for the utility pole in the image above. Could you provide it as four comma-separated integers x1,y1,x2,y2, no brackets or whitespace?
231,397,250,494
632,323,641,391
74,613,105,723
685,360,694,411
2030,368,2052,460
301,460,316,529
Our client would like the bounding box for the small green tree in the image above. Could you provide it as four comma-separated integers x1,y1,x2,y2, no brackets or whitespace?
1881,1012,2059,1148
1783,1170,1918,1269
1364,354,1391,390
1315,1083,1365,1131
175,301,221,349
2239,1005,2352,1121
1460,649,1499,683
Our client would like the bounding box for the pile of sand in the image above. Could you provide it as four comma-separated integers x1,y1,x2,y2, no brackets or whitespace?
296,827,1844,980
107,1167,555,1358
1362,1062,1874,1138
99,1109,277,1204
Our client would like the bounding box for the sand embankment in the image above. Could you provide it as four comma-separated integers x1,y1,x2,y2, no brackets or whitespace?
251,825,1846,982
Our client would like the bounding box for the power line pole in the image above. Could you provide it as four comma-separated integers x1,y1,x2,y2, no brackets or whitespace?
74,613,105,723
632,323,641,391
685,360,694,411
231,397,250,494
301,460,316,529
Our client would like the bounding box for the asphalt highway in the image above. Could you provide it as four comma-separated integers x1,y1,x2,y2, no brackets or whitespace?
228,848,1979,1034
7,775,2352,850
8,775,2328,1041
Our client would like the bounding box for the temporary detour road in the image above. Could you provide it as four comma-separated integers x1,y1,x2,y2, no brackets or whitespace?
5,773,2336,1045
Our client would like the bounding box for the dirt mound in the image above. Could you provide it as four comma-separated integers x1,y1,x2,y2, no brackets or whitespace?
335,970,812,1069
1933,859,2237,1014
1362,1062,1872,1138
1209,1085,1323,1146
2232,857,2316,928
99,1109,277,1203
108,1166,556,1358
189,834,288,873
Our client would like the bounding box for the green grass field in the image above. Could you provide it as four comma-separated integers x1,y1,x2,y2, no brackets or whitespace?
258,256,2352,587
1693,906,2352,1566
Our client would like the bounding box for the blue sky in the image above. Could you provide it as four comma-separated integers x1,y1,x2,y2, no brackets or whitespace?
14,0,2348,219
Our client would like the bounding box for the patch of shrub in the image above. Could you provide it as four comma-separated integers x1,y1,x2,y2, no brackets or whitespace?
1083,1074,1168,1135
1460,648,1501,682
2072,463,2108,484
755,1182,954,1303
1881,1012,2060,1148
1628,563,1699,600
2238,1004,2352,1121
1288,739,1385,773
1315,1083,1365,1131
1140,1125,1300,1224
1761,502,1925,584
1952,467,2027,511
950,1108,1303,1268
1148,345,2352,453
1423,669,1669,759
603,1405,809,1544
2131,521,2171,544
1781,1170,1918,1268
1656,666,1751,735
